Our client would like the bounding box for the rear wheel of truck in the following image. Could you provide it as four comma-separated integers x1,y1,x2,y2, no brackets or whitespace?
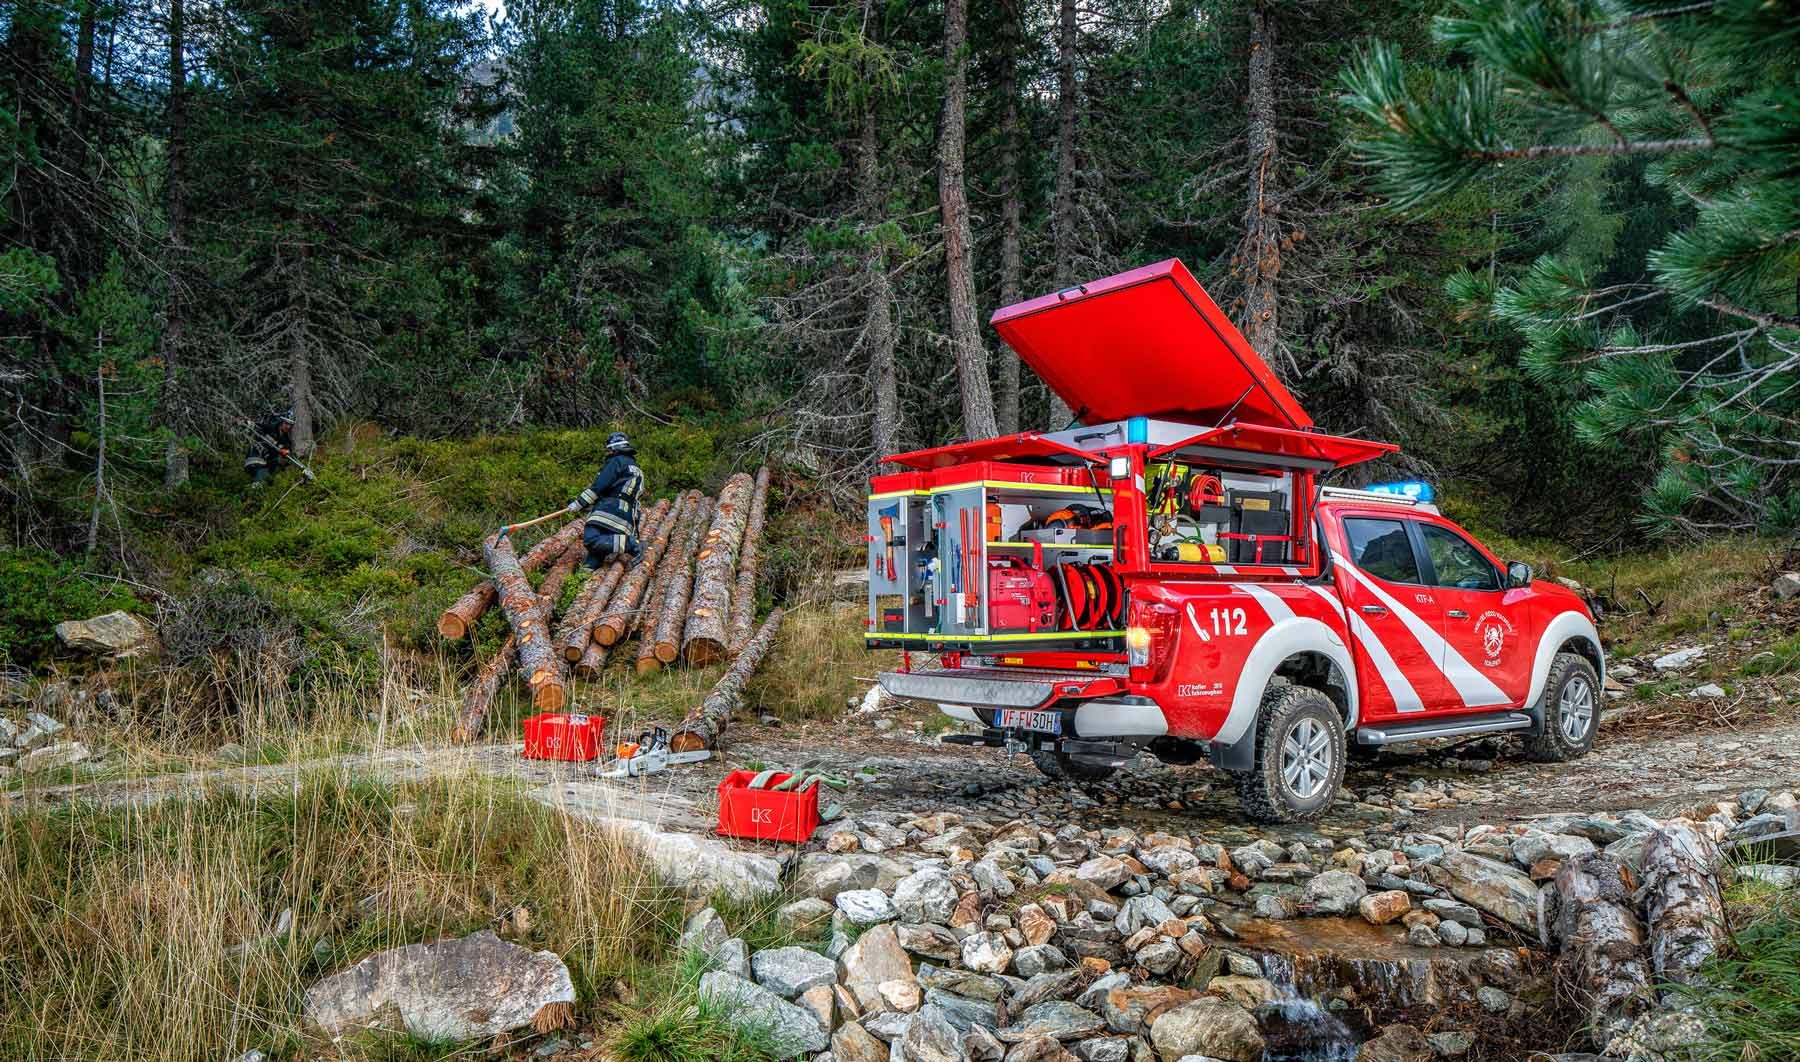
1234,684,1345,824
1522,651,1600,762
1029,749,1117,783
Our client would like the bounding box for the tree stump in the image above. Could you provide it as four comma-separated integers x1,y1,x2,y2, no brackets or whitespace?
651,495,713,665
482,533,565,711
670,608,784,753
594,491,695,646
727,466,771,655
1549,853,1655,1048
438,518,582,639
683,473,755,667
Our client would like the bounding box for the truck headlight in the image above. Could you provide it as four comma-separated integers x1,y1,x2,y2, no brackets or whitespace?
1126,626,1152,667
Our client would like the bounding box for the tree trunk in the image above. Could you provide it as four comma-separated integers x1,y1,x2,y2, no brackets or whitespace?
1237,3,1286,374
728,467,771,654
535,539,585,621
994,0,1024,436
160,0,190,489
86,360,107,557
650,495,713,666
859,90,899,460
482,534,565,711
938,0,998,442
670,608,786,754
1047,0,1079,430
1639,825,1727,1002
594,490,694,646
1549,854,1655,1049
439,518,582,639
634,510,692,675
289,310,317,457
682,472,756,666
574,632,612,680
453,633,515,744
557,498,668,660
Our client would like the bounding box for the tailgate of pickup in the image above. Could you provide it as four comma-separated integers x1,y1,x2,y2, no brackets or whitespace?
877,668,1126,709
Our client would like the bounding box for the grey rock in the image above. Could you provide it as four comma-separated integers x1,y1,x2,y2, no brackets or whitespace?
1437,851,1540,931
970,859,1016,898
714,937,753,980
924,989,1001,1032
54,611,155,657
1137,846,1200,877
920,965,1006,1002
680,908,728,956
895,868,961,924
780,897,838,934
1358,1023,1432,1062
1114,894,1177,936
24,711,64,739
897,923,964,961
304,930,573,1041
999,1001,1105,1042
533,784,782,901
1773,572,1800,600
966,1025,1007,1062
794,853,910,901
1475,986,1512,1014
1510,832,1597,866
1013,944,1069,978
1149,997,1264,1062
961,931,1013,974
754,945,839,998
1301,870,1367,915
836,889,897,926
1072,1037,1131,1062
1737,864,1800,888
1135,938,1182,976
1076,971,1131,1013
1426,1031,1473,1058
1011,971,1084,1010
700,971,830,1055
1651,646,1705,670
1406,923,1440,947
1075,856,1130,891
1250,894,1294,920
864,1009,914,1041
18,741,90,773
1421,898,1482,927
833,1021,889,1062
1438,920,1469,947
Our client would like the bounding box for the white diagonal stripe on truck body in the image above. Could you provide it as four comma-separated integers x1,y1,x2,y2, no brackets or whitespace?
1331,551,1511,709
1235,582,1295,623
1307,583,1424,713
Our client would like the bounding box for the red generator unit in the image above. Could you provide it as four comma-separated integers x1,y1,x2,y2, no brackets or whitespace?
987,558,1057,633
716,771,821,843
522,712,606,761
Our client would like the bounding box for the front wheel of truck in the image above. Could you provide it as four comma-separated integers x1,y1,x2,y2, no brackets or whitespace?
1233,684,1346,824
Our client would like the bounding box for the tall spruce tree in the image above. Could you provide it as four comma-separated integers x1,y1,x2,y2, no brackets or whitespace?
1342,0,1800,534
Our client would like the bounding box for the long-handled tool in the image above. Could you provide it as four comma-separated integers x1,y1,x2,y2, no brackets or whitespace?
497,507,567,541
878,504,898,581
245,421,318,482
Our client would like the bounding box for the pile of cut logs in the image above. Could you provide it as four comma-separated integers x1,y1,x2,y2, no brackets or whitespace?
439,468,781,753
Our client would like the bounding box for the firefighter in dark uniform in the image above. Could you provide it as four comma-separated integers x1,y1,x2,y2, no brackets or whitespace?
568,432,646,569
244,409,296,489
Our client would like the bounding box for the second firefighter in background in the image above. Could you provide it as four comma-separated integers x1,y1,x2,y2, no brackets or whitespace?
569,432,645,569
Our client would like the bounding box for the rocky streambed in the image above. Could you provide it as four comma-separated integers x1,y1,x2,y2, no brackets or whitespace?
650,778,1797,1062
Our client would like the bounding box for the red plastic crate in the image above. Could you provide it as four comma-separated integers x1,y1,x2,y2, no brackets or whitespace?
521,712,606,761
716,771,821,843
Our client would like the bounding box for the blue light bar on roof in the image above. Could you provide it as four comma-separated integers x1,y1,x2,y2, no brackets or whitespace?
1366,480,1435,504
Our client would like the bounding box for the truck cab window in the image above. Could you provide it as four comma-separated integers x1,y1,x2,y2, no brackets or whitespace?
1343,517,1422,584
1419,524,1499,591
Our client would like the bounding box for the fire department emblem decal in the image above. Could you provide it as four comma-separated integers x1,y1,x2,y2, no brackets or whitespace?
1474,611,1515,667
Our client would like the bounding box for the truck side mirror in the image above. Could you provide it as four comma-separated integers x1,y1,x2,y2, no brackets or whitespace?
1506,561,1532,589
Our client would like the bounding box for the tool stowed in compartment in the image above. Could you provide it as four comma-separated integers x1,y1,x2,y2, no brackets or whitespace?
877,504,899,581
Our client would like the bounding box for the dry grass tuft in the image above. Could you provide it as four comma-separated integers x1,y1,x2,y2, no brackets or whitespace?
0,771,682,1061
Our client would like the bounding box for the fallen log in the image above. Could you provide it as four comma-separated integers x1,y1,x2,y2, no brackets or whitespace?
650,495,713,666
683,472,755,667
670,608,784,753
438,518,582,639
482,533,566,711
594,491,695,647
727,466,771,655
555,498,670,660
1639,825,1727,1002
535,538,585,620
631,500,703,676
1549,853,1655,1049
573,634,611,680
453,633,516,743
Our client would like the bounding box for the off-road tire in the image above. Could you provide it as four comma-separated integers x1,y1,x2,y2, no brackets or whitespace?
1233,684,1346,824
1029,749,1117,783
1522,651,1600,763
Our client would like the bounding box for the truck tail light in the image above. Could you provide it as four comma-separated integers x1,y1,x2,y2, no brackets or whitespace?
1126,626,1152,667
1127,601,1178,682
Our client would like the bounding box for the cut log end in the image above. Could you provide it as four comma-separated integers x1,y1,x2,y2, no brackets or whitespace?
437,614,468,640
653,641,680,664
531,683,567,711
595,622,623,647
668,731,708,754
636,656,662,676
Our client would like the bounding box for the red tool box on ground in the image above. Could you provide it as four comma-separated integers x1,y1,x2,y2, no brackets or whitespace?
522,712,606,761
716,771,820,843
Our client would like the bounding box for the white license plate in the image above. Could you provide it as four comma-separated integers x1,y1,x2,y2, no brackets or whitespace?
996,709,1062,734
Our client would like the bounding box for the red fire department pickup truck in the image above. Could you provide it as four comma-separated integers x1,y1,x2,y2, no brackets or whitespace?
866,259,1604,822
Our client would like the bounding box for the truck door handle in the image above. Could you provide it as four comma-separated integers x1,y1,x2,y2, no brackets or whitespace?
1447,609,1468,619
1360,604,1388,616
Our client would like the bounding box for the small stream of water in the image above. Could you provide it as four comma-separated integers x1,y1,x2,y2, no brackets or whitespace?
1257,953,1366,1062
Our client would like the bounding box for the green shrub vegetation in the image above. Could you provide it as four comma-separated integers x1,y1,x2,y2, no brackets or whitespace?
1685,877,1800,1061
0,549,139,669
